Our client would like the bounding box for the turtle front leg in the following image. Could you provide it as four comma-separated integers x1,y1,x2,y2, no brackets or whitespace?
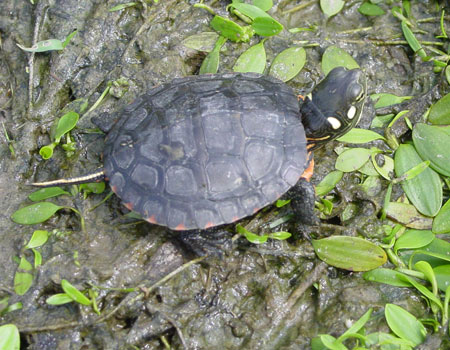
288,177,320,226
176,226,232,257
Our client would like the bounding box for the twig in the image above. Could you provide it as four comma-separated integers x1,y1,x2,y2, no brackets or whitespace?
27,3,49,117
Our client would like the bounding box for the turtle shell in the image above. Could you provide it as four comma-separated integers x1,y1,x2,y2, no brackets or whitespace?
103,73,308,230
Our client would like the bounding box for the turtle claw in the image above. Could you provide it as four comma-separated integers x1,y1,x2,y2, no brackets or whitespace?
176,227,232,257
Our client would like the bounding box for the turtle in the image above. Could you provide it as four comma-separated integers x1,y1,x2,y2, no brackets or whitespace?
33,66,366,255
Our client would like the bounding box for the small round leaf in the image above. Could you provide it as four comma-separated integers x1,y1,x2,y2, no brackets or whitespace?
0,324,20,350
269,47,306,82
233,41,266,73
11,202,64,225
394,144,442,217
312,236,387,271
321,46,360,76
385,304,427,346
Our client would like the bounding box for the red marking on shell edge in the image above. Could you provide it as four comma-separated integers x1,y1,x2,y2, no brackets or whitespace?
146,215,157,224
232,216,240,222
111,185,117,193
301,155,314,181
174,223,187,231
124,202,134,210
204,222,215,229
253,207,260,214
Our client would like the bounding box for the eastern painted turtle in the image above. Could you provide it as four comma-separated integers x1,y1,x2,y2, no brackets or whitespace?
33,67,366,254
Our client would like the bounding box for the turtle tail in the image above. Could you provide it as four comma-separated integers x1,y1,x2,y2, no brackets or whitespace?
32,169,106,188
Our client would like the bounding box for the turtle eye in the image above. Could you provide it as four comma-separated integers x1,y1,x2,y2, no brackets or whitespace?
349,84,364,102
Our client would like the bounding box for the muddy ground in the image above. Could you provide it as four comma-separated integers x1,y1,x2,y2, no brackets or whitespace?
0,0,449,349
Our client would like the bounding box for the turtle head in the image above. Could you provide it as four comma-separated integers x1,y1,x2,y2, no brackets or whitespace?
301,66,366,150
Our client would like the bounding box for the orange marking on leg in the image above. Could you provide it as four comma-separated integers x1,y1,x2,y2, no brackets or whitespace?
301,155,314,181
297,94,305,101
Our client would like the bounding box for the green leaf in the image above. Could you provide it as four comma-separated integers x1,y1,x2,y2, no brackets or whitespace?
320,0,345,17
358,2,385,16
433,198,450,234
25,230,49,249
46,293,75,305
338,308,372,341
109,2,138,12
393,229,434,254
321,46,360,76
32,248,42,268
370,153,394,181
199,36,227,75
336,128,385,143
407,238,450,267
335,148,372,172
17,39,64,52
401,21,428,60
28,187,70,201
236,224,268,244
428,92,450,124
312,236,387,271
413,123,450,177
0,324,20,350
394,144,442,217
371,114,394,128
397,274,443,311
11,202,64,225
62,30,78,49
14,272,33,296
14,257,33,295
39,142,56,160
365,332,413,348
229,2,271,20
268,231,291,240
275,199,290,207
386,202,433,230
18,256,32,271
433,265,450,292
182,32,220,52
252,0,273,11
363,268,412,287
61,279,92,306
318,334,346,350
371,93,412,108
384,304,427,346
315,170,343,196
54,111,79,141
414,261,439,300
251,16,283,37
211,16,253,43
233,40,266,73
269,47,306,82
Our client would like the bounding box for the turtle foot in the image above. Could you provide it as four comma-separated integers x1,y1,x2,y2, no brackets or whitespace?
288,177,320,226
176,227,232,257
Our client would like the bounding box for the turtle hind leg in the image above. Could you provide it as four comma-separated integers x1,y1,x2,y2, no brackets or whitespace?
288,177,320,226
176,226,232,257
